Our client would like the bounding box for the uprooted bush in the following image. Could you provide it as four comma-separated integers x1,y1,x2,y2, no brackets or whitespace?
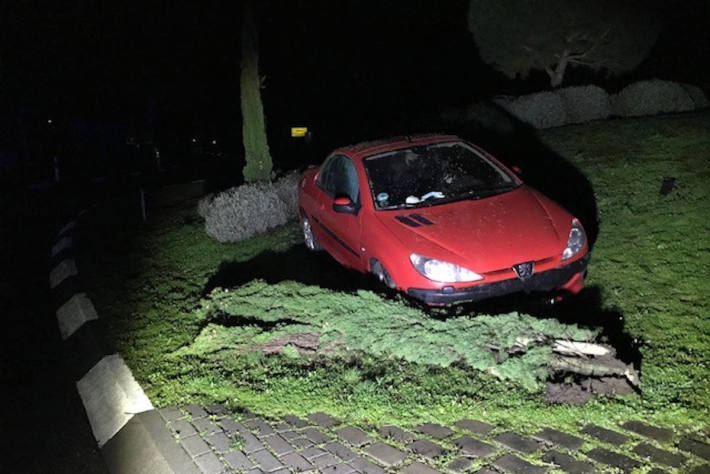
179,280,620,392
198,171,302,243
611,79,704,117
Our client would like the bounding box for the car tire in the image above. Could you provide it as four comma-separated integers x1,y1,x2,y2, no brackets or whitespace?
371,259,396,289
301,216,322,251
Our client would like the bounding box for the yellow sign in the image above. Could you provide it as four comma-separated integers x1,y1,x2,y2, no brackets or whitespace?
291,127,308,138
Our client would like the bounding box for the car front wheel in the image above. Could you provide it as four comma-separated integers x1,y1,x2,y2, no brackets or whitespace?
301,216,322,251
371,259,395,289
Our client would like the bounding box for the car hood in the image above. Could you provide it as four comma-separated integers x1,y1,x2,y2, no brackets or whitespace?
376,186,568,273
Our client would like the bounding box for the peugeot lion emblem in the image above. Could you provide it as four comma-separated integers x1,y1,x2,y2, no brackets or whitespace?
513,261,535,280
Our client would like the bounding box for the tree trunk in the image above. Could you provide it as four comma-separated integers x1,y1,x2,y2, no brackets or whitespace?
548,49,570,88
240,0,273,183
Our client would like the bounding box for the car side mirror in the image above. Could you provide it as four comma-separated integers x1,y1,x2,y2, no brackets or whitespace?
333,196,358,215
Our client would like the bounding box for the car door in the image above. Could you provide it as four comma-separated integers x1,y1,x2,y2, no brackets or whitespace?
314,154,363,269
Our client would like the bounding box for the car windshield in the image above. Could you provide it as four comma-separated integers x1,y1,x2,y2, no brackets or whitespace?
363,141,518,210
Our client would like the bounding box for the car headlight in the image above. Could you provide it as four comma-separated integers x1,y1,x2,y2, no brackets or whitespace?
562,219,586,260
409,254,483,283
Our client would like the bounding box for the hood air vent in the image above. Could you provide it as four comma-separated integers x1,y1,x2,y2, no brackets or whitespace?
395,214,434,227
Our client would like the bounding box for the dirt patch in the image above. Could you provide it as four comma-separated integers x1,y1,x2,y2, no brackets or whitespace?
546,376,635,404
256,332,320,354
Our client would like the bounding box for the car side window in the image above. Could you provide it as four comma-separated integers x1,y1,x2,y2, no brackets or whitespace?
318,155,359,203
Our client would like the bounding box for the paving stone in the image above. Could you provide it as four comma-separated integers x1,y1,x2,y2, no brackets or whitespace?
680,437,710,461
406,439,444,459
238,432,266,454
279,452,313,472
282,415,310,428
689,465,710,474
273,422,291,432
220,418,247,435
633,442,687,468
493,432,539,454
580,424,628,445
414,423,454,440
205,403,228,416
193,417,221,435
363,442,406,467
542,450,595,474
246,417,276,436
447,457,473,472
454,419,495,436
312,452,341,468
239,409,259,420
251,449,285,472
185,404,209,419
348,456,387,474
400,461,441,474
324,441,357,461
534,428,584,450
290,437,314,450
474,468,498,474
378,425,415,443
493,453,546,474
302,427,332,444
170,418,198,438
280,430,299,440
195,451,225,474
336,426,371,447
224,451,254,470
264,434,293,456
247,469,264,474
181,435,211,458
301,446,328,461
586,447,639,473
621,420,674,443
159,405,184,422
269,469,290,474
206,432,231,453
308,412,341,429
320,463,357,474
453,436,497,458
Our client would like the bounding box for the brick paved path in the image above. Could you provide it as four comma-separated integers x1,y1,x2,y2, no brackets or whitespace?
159,405,710,474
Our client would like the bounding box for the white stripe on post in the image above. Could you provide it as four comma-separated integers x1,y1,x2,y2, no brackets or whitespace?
51,236,73,258
76,354,154,447
49,259,78,289
56,293,99,340
57,220,76,237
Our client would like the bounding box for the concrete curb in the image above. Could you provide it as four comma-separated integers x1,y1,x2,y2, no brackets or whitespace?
49,209,199,473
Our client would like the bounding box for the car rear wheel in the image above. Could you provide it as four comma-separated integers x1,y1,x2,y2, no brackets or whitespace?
301,216,322,251
371,260,395,289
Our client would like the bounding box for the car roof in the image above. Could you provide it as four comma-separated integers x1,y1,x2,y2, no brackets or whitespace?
336,134,461,159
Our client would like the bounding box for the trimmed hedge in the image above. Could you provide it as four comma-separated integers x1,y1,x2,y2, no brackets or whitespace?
556,85,611,124
198,171,301,243
494,91,567,129
442,80,707,130
611,79,697,117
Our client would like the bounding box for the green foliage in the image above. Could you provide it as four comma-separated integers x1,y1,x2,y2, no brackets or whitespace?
200,280,597,390
467,0,661,87
241,0,272,182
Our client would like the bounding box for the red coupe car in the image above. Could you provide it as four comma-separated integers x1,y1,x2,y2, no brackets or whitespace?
298,134,589,305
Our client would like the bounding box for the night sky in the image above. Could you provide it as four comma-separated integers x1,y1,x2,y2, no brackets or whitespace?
1,0,708,171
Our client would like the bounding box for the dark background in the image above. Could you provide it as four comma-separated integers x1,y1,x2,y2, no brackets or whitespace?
1,0,708,184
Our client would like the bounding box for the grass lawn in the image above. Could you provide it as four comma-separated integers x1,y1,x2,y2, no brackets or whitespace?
78,112,710,442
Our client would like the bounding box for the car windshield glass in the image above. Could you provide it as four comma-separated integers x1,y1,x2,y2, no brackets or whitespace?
363,141,518,210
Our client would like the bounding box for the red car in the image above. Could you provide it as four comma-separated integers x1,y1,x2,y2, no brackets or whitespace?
298,134,589,305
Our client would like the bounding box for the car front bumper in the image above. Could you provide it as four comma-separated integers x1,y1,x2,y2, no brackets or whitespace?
407,254,589,305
